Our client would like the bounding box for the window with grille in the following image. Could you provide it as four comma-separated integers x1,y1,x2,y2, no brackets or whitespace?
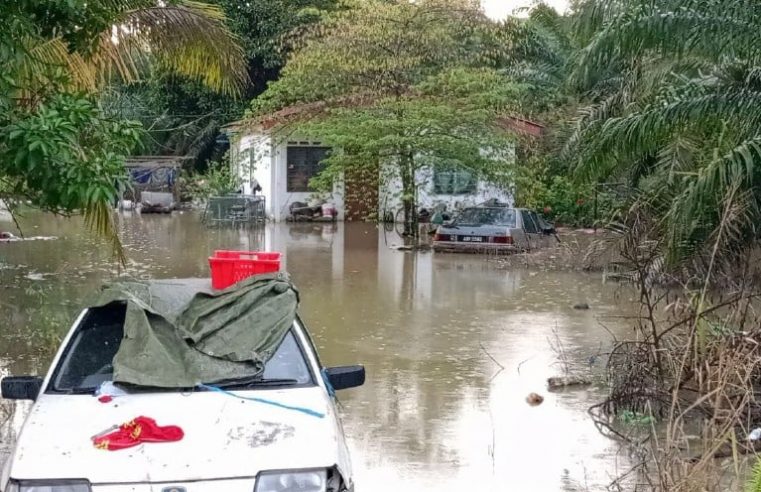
286,146,329,192
432,168,477,195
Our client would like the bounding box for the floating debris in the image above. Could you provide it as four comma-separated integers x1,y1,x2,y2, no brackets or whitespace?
526,392,544,406
1,235,58,243
748,428,761,441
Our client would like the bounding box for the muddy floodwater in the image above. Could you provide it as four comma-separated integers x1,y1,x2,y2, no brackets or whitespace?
0,212,640,491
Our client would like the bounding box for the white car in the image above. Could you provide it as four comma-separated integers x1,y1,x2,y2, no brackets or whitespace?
1,300,364,492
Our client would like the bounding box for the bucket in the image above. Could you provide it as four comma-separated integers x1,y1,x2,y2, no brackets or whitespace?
322,203,336,218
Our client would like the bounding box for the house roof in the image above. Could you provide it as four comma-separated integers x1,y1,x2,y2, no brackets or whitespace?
496,116,546,138
223,102,545,138
222,96,370,135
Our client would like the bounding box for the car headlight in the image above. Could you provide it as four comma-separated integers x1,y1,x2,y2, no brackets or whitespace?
6,480,91,492
254,470,327,492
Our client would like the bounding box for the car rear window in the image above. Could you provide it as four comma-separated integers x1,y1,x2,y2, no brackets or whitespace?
455,208,516,227
50,303,313,393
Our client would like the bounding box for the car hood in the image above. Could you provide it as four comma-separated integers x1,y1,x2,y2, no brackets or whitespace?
9,388,339,484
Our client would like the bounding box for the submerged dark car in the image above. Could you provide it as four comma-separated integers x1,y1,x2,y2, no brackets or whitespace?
432,205,555,253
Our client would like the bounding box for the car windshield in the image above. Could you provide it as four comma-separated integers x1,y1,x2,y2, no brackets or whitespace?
454,207,516,227
51,304,313,393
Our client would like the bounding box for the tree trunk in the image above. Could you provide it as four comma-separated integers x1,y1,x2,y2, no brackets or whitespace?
400,152,417,238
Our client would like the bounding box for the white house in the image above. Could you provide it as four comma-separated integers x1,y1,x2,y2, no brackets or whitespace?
226,117,544,222
229,130,345,221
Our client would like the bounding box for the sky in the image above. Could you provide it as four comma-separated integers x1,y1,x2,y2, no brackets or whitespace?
481,0,570,19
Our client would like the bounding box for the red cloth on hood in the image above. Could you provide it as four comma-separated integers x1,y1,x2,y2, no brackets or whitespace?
93,416,184,451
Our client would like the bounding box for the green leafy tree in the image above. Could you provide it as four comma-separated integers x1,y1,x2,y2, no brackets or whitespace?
565,0,761,263
249,0,526,234
1,93,143,257
0,0,246,257
107,0,337,167
497,4,592,224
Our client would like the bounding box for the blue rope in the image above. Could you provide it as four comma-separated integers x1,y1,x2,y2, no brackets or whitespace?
198,384,325,419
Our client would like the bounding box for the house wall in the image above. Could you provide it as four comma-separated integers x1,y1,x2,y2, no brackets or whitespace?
270,139,345,222
234,132,344,222
378,149,515,220
234,129,513,222
235,132,274,217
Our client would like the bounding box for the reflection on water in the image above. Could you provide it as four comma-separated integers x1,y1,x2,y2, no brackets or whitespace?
0,212,637,490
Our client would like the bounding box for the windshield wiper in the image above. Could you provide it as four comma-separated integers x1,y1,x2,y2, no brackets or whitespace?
202,377,300,389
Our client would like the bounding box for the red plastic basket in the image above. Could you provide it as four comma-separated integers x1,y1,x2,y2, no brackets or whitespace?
208,250,282,289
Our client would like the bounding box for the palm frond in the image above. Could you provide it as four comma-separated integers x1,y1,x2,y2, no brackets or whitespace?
692,136,761,199
654,133,700,183
573,83,761,181
83,197,126,265
576,1,761,82
8,37,98,99
90,0,248,95
571,0,626,45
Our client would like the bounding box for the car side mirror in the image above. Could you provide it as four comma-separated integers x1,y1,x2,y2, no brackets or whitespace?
1,376,43,401
325,365,365,390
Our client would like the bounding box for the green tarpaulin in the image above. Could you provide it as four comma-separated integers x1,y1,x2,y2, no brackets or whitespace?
93,273,299,388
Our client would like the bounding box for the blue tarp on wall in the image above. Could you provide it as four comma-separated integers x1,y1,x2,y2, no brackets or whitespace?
129,167,177,190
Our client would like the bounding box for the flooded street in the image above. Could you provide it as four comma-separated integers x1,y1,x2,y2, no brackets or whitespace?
0,212,639,491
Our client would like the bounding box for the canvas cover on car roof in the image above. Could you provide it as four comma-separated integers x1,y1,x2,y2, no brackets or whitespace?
92,273,299,388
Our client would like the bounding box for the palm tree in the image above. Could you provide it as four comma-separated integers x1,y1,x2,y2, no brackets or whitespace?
565,0,761,264
10,0,248,97
499,3,575,108
1,0,247,259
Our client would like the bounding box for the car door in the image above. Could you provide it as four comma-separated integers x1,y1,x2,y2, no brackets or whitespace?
520,210,542,250
508,211,529,251
528,211,552,248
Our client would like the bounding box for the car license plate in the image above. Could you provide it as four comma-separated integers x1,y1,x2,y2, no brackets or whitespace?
460,236,483,242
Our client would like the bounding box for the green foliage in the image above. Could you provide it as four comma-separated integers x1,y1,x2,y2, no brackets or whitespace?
536,176,593,226
747,458,761,492
250,0,522,230
102,79,241,164
105,0,337,165
1,0,248,97
618,410,655,427
498,4,577,115
2,94,142,212
251,0,500,113
301,67,523,188
564,0,761,264
213,0,336,71
0,0,246,258
182,154,240,201
1,88,143,258
514,164,616,227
